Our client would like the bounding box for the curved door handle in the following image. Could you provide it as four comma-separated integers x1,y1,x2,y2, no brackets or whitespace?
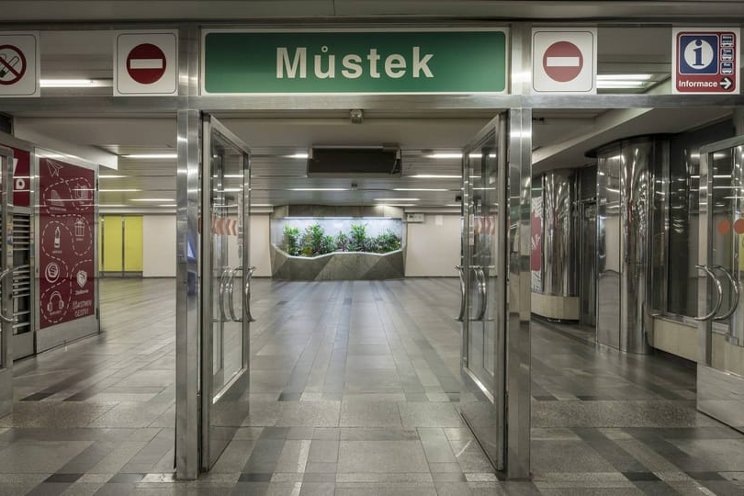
455,265,466,322
475,267,487,321
711,265,740,321
244,266,256,323
0,265,30,324
227,267,241,322
693,264,724,321
218,267,231,322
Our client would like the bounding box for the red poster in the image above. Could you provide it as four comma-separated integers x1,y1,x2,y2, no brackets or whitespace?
0,144,30,207
11,147,30,207
39,158,95,328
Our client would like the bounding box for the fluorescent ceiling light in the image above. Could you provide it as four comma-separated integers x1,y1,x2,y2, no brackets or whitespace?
597,74,652,81
287,152,309,159
428,153,462,159
393,188,448,192
98,204,127,207
159,204,177,207
40,79,109,88
217,188,242,192
251,204,274,207
446,203,461,207
409,174,460,179
289,188,348,191
99,175,126,179
122,153,177,159
597,80,647,88
374,198,420,201
99,188,141,192
223,174,243,178
131,198,174,202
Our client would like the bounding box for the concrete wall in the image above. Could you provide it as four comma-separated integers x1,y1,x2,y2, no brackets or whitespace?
404,214,460,277
140,213,457,279
143,215,177,277
141,214,272,278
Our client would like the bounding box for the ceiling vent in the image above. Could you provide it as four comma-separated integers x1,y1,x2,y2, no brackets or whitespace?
307,146,401,177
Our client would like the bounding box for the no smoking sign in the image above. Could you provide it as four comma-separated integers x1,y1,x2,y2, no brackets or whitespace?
114,31,178,96
0,32,39,98
532,29,597,94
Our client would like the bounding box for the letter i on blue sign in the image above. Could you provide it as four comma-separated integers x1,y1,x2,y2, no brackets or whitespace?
679,34,719,74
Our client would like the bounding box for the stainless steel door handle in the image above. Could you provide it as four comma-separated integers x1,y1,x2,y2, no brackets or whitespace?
711,265,740,322
475,267,487,321
693,264,724,321
244,266,256,323
456,265,466,322
218,267,231,322
227,267,241,322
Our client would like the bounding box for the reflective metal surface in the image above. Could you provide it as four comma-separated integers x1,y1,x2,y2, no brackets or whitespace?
175,109,201,480
596,137,655,353
537,170,576,298
200,114,252,472
0,146,12,417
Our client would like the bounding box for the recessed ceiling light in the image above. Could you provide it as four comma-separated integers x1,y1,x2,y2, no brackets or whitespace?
99,188,141,192
216,188,242,192
597,74,652,81
122,153,177,159
287,152,309,159
159,204,177,207
40,79,111,88
374,198,420,201
131,198,175,202
409,174,460,179
393,188,448,192
597,81,647,89
428,153,462,159
289,188,348,191
99,175,126,179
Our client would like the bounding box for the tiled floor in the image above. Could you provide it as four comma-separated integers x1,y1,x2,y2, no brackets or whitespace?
0,279,742,495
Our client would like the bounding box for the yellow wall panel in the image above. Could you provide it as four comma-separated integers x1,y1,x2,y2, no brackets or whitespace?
124,216,143,272
102,215,123,272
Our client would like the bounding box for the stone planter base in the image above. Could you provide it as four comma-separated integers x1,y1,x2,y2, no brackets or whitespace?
270,245,404,280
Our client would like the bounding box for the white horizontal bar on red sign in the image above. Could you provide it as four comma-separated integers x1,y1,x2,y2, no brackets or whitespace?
129,59,164,69
545,57,581,67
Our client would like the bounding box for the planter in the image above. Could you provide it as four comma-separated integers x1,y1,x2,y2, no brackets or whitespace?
270,244,404,280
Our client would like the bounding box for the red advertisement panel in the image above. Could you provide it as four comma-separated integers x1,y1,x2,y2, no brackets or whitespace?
39,158,95,328
11,146,30,207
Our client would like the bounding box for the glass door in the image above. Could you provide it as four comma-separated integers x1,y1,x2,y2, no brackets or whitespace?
458,115,507,471
697,134,744,432
0,146,14,417
200,114,253,470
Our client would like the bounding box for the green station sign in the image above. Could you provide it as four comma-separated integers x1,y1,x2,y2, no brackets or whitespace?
202,30,508,94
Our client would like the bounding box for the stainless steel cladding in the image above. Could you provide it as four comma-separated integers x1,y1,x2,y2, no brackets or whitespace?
595,137,663,354
539,170,577,298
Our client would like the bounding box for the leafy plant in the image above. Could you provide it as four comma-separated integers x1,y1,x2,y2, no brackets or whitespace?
349,223,367,252
373,230,402,253
320,235,337,254
283,225,301,256
335,232,350,252
301,223,325,256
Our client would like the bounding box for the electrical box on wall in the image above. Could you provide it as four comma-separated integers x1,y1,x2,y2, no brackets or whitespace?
406,213,425,223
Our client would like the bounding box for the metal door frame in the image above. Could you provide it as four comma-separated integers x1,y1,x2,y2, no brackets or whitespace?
199,113,252,472
0,147,13,417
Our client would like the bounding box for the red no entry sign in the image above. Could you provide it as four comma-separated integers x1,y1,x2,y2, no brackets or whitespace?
126,43,166,85
543,41,583,82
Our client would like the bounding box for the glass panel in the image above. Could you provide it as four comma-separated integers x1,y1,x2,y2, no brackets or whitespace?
202,118,251,470
459,120,505,471
209,130,246,395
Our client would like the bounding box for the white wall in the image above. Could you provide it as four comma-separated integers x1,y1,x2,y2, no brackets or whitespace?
141,214,272,278
143,215,177,277
405,214,460,277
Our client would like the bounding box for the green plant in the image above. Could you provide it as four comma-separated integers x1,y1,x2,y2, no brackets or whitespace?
374,230,402,253
283,225,301,256
320,235,336,254
335,232,350,251
349,223,367,252
300,223,324,256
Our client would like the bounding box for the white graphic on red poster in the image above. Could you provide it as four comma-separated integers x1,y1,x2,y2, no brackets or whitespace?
39,158,95,328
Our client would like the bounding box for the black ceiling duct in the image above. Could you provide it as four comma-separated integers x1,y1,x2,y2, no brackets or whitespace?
307,146,401,177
